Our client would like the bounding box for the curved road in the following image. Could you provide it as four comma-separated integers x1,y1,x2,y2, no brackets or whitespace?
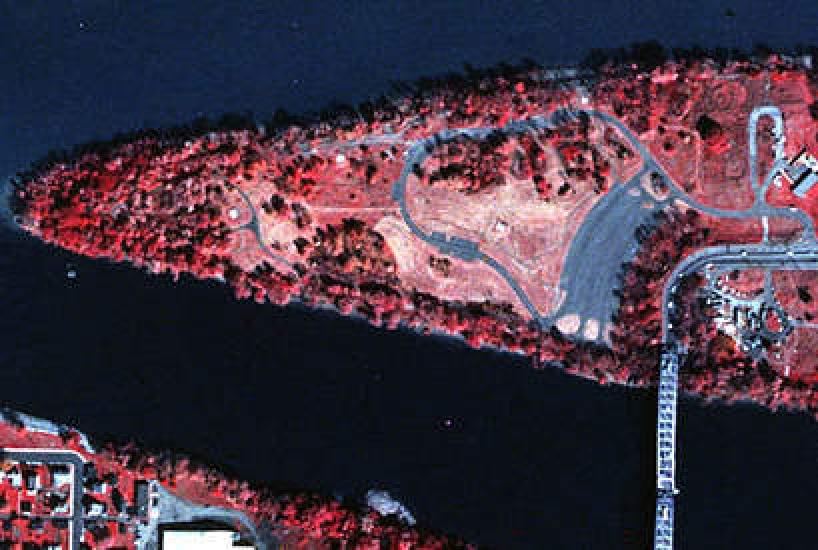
595,109,814,240
391,108,585,327
233,186,297,276
232,103,815,345
386,102,818,550
661,244,818,343
391,106,815,342
654,243,818,549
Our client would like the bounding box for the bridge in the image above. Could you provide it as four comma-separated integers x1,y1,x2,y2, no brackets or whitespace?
653,347,681,549
653,244,818,548
647,99,816,549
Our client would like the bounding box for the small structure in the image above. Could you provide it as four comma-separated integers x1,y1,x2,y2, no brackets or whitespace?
493,219,509,236
24,469,40,492
3,465,22,488
49,464,72,489
782,146,818,197
133,480,149,517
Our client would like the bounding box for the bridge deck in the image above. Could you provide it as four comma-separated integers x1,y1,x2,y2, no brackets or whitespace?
654,349,680,549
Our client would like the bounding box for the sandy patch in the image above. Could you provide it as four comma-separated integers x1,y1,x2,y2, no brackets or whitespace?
556,313,580,335
583,318,599,340
374,216,421,274
602,322,614,346
375,215,533,317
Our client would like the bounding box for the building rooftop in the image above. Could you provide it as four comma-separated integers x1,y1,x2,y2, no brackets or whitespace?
782,147,818,197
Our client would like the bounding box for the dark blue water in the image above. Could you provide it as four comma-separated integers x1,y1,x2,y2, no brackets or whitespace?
2,2,818,548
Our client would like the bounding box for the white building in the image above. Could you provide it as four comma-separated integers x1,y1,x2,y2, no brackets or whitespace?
51,468,72,489
162,529,255,550
782,147,818,197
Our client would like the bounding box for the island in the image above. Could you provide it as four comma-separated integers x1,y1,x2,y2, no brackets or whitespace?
7,45,818,549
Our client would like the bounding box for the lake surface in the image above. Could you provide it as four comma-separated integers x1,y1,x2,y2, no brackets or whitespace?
2,2,818,548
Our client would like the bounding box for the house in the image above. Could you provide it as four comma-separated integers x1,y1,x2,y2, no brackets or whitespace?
49,464,72,489
84,496,106,517
4,465,21,488
782,146,818,197
162,529,256,549
89,480,107,494
24,469,40,492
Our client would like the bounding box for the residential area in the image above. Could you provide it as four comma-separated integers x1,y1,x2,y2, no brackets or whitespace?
0,449,253,550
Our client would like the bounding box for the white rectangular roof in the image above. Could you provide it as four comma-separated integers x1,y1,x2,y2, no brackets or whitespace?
162,530,251,550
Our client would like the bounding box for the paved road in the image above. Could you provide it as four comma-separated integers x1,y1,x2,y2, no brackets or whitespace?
231,102,815,347
233,186,297,276
654,243,818,549
661,244,818,342
223,101,816,549
390,108,586,327
649,103,818,549
748,106,785,193
554,108,814,343
385,99,818,550
391,106,816,342
0,448,86,550
572,108,813,336
596,109,815,240
155,484,267,550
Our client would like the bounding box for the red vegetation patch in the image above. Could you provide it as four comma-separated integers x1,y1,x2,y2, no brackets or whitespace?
611,208,710,383
421,132,510,194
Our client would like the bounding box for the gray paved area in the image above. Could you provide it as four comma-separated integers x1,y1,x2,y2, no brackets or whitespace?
161,94,818,549
554,166,673,333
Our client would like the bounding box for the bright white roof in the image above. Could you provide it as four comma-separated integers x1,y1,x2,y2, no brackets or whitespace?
162,530,249,550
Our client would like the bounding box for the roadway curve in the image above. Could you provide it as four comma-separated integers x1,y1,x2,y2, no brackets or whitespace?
392,106,816,339
651,104,817,549
217,102,816,343
391,108,585,327
661,244,818,345
593,109,815,241
654,243,818,549
387,97,818,550
233,186,297,276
